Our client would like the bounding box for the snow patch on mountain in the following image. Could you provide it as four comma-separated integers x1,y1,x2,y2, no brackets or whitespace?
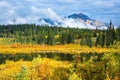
38,8,107,29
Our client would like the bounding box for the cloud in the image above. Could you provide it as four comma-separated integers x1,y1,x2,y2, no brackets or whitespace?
8,17,27,24
59,18,96,29
31,6,62,21
0,0,120,26
44,8,62,21
0,1,15,20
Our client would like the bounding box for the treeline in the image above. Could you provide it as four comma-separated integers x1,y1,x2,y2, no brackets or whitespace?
96,22,120,47
0,21,120,47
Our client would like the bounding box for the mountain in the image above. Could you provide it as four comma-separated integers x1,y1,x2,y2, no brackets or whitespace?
68,13,91,21
38,13,108,29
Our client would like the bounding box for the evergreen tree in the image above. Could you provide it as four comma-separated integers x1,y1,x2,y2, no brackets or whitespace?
116,26,120,41
37,31,45,44
60,32,67,44
66,31,75,44
106,21,116,47
96,33,101,46
86,35,92,47
80,36,87,46
96,32,106,47
46,32,55,45
101,32,106,47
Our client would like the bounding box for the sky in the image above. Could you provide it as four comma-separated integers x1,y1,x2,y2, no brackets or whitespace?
0,0,120,26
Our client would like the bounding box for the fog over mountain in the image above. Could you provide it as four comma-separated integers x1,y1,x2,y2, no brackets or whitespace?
38,9,107,29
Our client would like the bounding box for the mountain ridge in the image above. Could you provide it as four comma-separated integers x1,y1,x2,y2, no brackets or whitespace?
68,13,92,21
38,12,107,29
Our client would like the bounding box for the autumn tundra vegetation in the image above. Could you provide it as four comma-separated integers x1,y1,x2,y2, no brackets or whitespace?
0,22,120,80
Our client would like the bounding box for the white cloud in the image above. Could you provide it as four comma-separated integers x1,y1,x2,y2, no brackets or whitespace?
31,6,39,13
31,6,62,21
45,8,62,21
8,17,27,24
0,1,7,7
0,0,120,26
0,1,15,19
61,18,96,29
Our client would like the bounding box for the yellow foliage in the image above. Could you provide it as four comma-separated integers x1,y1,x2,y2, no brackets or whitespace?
0,44,119,54
54,35,59,39
0,58,72,80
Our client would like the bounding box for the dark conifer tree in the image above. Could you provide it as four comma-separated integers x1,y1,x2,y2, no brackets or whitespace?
101,32,106,47
37,31,45,44
96,32,106,47
46,31,55,45
60,32,67,44
86,35,92,47
80,35,87,46
96,33,101,46
106,21,116,47
116,26,120,41
66,31,75,44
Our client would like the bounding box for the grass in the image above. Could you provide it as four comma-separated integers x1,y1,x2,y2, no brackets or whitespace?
0,44,119,54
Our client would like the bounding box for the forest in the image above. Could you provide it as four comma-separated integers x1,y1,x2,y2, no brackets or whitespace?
0,21,120,47
0,22,120,80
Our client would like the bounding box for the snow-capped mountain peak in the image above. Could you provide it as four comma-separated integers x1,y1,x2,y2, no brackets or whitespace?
68,13,91,21
38,12,107,29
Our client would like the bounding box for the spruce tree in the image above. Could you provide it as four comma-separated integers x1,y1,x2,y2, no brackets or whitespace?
86,35,92,47
66,31,75,44
96,32,106,47
106,21,116,47
60,32,67,44
80,36,87,46
37,31,45,44
101,32,106,47
46,31,55,45
96,33,101,46
116,26,120,41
